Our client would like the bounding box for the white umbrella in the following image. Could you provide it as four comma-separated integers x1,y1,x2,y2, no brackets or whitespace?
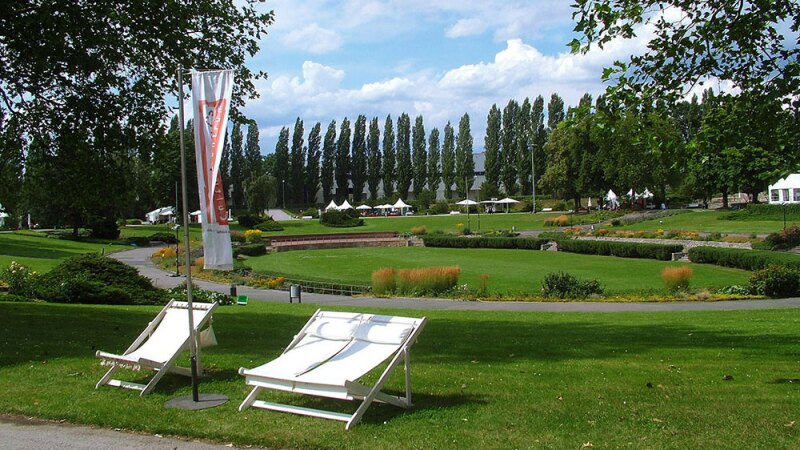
324,200,339,211
455,199,478,206
587,197,593,208
495,197,519,213
337,200,354,210
356,204,372,210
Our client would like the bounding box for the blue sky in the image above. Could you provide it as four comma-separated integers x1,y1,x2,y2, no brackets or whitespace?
239,1,658,154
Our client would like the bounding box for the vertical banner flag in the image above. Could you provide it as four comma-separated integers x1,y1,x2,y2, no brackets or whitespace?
192,70,234,270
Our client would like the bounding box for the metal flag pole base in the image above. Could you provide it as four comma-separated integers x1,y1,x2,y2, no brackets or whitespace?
165,394,228,410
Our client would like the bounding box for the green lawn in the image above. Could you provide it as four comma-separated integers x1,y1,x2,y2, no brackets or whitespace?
0,301,797,449
620,210,791,234
0,232,128,272
243,247,749,296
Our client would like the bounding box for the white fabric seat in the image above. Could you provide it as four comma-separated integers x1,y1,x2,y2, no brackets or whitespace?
238,310,426,429
95,300,218,396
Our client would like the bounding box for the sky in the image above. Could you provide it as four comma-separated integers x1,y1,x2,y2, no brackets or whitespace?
239,0,657,154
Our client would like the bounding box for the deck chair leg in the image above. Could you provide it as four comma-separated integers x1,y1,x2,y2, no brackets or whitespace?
96,366,119,389
239,386,262,411
140,366,169,396
404,348,412,407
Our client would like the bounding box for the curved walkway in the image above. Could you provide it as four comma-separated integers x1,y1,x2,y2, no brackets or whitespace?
111,246,800,312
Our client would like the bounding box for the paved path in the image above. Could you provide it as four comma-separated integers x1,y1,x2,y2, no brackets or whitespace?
110,246,800,312
266,208,294,221
0,415,247,450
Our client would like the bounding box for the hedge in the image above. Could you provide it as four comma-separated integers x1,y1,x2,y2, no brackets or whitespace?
688,246,800,271
234,243,267,257
556,240,682,261
421,235,548,250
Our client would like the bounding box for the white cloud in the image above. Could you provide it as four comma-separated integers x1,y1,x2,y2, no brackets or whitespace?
445,18,486,38
281,23,343,54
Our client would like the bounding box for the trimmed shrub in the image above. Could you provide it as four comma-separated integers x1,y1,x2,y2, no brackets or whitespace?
541,272,603,299
410,225,427,236
760,225,800,251
320,209,364,228
302,208,320,219
149,232,178,244
688,246,800,271
749,265,800,298
397,266,460,295
126,236,151,247
429,201,450,215
0,261,38,296
234,243,266,257
127,218,143,225
230,230,246,243
254,220,284,232
237,214,261,228
32,254,165,305
244,229,263,243
371,267,397,295
89,215,120,239
421,235,547,250
557,240,682,260
662,266,693,292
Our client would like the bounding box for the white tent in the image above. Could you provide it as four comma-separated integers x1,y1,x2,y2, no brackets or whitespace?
337,200,354,210
324,200,339,211
356,204,372,210
605,190,620,209
190,210,202,223
146,206,174,224
393,199,411,215
641,188,654,199
768,174,800,204
626,188,638,199
0,211,7,228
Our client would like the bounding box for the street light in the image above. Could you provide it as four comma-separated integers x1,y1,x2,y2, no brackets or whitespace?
531,145,536,214
282,179,286,209
173,223,180,277
782,200,787,230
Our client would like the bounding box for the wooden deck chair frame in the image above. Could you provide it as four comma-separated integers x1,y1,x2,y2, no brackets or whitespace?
95,300,218,396
238,309,427,430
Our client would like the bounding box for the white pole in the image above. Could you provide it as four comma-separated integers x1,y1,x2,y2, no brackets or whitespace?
177,67,200,402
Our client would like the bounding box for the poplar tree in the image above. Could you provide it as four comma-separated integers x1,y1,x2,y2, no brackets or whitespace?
321,120,336,203
229,122,245,209
351,115,367,202
547,93,566,130
367,117,382,200
501,99,519,195
244,121,262,182
441,122,456,199
427,127,441,195
483,104,502,190
530,95,547,196
455,113,474,199
516,97,532,195
289,118,305,204
273,127,290,208
382,115,396,198
219,138,231,200
395,113,412,199
411,115,427,196
335,118,351,201
305,122,321,204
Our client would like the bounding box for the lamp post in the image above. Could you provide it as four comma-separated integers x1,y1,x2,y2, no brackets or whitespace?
173,224,180,277
282,179,286,209
531,145,536,214
782,201,787,230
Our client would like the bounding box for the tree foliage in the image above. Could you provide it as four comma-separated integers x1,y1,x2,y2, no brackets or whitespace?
321,120,337,203
412,115,427,196
305,122,321,204
382,115,396,198
351,115,367,202
335,118,351,201
395,113,412,199
367,117,382,200
455,113,475,199
484,104,502,191
441,122,456,200
427,128,441,194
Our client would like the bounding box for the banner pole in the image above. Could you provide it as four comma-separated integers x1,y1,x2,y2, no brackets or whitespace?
177,67,200,403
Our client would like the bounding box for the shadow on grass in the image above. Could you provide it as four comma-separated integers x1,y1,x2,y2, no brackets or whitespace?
0,237,98,260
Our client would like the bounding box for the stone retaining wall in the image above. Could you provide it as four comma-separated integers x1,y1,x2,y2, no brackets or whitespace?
574,236,752,251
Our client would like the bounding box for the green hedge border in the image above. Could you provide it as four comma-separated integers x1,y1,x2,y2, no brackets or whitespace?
688,246,800,271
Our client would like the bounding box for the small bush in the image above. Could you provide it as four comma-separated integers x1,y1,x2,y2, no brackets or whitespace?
149,232,178,244
126,236,151,247
719,285,750,295
478,274,489,296
249,276,285,289
166,283,232,306
152,247,177,259
662,266,693,292
89,215,120,239
410,225,427,236
396,266,460,295
541,272,604,299
194,257,205,268
237,214,262,228
544,215,570,227
32,254,165,305
230,230,246,243
749,265,800,298
688,247,800,271
254,220,284,232
429,201,450,215
320,209,364,228
761,225,800,251
234,243,266,257
127,218,143,225
0,293,36,302
302,208,320,219
244,229,263,243
371,267,397,295
0,261,39,296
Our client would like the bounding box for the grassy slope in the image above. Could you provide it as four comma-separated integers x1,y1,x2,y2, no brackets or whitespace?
243,247,749,295
0,301,797,449
619,210,792,234
0,233,128,272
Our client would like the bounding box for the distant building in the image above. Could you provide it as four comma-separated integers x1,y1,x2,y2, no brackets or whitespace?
767,174,800,204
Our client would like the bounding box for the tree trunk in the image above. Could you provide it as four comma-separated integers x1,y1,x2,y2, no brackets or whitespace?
749,191,760,204
721,187,729,209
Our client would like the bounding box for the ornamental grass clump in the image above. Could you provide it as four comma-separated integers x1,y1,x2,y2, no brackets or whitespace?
662,266,693,292
371,267,397,295
410,225,427,236
397,266,461,295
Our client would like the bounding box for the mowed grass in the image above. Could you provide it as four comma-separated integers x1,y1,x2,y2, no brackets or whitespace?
0,301,797,449
620,210,791,234
0,232,128,272
243,247,749,295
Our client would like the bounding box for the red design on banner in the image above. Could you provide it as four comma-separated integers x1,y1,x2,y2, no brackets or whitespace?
197,99,228,225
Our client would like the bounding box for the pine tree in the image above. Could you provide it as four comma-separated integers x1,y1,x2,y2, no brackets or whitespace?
411,115,427,196
351,114,367,202
219,138,231,201
483,104,501,190
501,99,519,195
273,127,290,208
455,113,474,198
229,122,245,209
289,118,305,204
547,93,565,130
530,95,547,199
335,118,351,201
305,122,321,204
321,120,336,203
441,122,456,199
395,113,412,199
516,97,532,195
367,117,382,200
427,127,441,195
381,115,396,198
244,121,262,181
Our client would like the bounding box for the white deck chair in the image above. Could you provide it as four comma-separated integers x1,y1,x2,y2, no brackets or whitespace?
95,300,218,396
238,310,427,430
